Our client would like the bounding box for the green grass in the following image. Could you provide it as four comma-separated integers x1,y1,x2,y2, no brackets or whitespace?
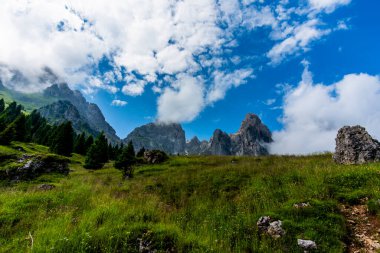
0,87,55,112
1,144,380,252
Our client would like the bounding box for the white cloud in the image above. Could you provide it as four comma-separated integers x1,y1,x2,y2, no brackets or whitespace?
111,99,128,106
268,19,331,64
0,0,352,122
157,75,204,123
271,63,380,154
206,68,254,104
308,0,351,13
122,81,147,97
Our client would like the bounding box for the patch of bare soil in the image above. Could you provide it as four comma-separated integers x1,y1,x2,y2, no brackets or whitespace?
340,200,380,253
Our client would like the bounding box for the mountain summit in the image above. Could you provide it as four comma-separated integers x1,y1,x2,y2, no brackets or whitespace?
43,83,120,143
125,114,272,155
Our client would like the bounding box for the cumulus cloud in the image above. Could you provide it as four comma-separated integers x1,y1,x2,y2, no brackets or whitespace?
111,99,128,107
157,75,204,123
271,63,380,154
308,0,351,13
0,0,351,122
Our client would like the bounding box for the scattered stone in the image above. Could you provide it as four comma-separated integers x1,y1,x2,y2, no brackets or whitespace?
293,202,311,209
38,184,55,190
297,239,317,251
17,154,34,163
334,125,380,164
267,220,285,239
257,216,272,233
257,216,285,239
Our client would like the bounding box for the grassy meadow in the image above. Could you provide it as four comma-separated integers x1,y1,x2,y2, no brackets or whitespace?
1,142,380,252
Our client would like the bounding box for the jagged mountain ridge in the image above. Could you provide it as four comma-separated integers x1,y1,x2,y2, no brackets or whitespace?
43,83,120,144
0,81,120,144
125,114,272,156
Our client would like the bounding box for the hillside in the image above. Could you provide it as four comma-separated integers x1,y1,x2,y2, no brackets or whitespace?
0,83,120,143
1,142,380,252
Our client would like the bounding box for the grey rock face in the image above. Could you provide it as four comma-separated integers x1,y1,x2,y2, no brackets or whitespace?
208,129,232,155
125,123,186,154
186,113,272,156
230,114,272,156
43,83,120,144
144,150,169,164
334,126,380,164
38,100,98,137
297,239,317,250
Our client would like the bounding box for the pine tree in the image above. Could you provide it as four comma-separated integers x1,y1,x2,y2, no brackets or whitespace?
74,132,86,155
50,122,74,156
136,147,146,157
114,141,136,178
0,98,4,113
84,132,109,169
0,124,15,145
84,135,94,154
13,114,26,142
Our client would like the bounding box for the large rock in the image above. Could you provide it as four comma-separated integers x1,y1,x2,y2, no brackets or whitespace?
334,126,380,164
125,123,186,154
257,216,285,239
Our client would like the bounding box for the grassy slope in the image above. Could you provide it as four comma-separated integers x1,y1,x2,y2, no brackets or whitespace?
1,143,380,252
0,87,54,112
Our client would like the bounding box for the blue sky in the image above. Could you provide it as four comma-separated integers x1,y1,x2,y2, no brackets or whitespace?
1,0,379,153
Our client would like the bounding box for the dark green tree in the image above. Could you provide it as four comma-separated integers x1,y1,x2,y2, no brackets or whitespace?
13,114,26,141
84,132,109,169
114,141,136,178
84,135,94,154
136,147,146,157
74,132,86,155
50,121,74,156
0,124,16,145
0,98,4,113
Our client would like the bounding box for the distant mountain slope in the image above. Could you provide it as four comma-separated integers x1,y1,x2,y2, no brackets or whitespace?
0,81,54,112
43,83,120,144
124,114,272,156
38,100,98,137
0,81,120,143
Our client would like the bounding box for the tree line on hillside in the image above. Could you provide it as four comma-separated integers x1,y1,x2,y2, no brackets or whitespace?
0,99,150,173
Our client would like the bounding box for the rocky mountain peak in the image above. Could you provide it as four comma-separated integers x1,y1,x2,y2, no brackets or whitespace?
124,122,186,154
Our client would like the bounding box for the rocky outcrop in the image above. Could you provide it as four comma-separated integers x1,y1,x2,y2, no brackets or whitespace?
0,154,69,181
43,83,120,144
334,126,380,164
144,150,169,164
124,123,186,154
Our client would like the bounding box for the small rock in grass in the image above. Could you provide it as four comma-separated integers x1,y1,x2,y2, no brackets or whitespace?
293,202,311,209
38,184,55,190
267,220,285,239
257,216,285,239
297,239,317,250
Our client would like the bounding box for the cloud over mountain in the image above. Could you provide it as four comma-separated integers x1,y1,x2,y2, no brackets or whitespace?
271,62,380,154
0,0,351,122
